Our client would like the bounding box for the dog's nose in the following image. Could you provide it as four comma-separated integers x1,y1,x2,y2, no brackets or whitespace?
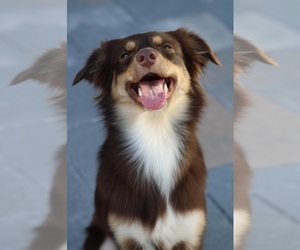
136,48,157,67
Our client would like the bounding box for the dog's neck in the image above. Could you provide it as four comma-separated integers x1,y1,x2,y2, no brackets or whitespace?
115,95,190,197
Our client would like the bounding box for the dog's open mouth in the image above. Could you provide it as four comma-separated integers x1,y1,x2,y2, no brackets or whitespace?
128,72,175,110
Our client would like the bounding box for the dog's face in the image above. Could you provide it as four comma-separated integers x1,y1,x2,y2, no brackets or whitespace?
73,28,221,111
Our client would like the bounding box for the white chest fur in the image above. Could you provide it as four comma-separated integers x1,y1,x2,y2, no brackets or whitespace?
116,96,189,196
124,111,182,196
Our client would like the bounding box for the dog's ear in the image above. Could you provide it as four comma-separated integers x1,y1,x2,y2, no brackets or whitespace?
234,36,278,75
169,28,221,78
72,46,107,88
72,48,105,86
11,43,66,86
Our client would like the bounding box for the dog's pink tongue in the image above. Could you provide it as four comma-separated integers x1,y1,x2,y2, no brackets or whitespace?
138,79,167,110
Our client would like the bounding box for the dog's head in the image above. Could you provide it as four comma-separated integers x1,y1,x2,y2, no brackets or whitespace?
73,28,221,111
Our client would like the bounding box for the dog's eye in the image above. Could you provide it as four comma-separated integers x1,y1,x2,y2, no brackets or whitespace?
162,44,173,50
119,52,130,62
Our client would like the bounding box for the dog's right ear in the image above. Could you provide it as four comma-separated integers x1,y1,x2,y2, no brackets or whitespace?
234,36,278,73
168,28,221,79
72,47,106,87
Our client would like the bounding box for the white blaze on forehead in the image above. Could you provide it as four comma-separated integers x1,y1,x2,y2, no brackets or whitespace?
152,35,163,45
125,41,136,51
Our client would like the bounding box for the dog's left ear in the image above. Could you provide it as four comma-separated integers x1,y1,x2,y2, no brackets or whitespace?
72,47,107,87
169,28,222,78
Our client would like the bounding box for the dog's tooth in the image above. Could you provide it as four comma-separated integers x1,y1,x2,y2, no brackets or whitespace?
138,87,142,97
163,82,168,92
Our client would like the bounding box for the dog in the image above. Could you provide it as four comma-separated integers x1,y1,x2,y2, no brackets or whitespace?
234,36,277,250
73,28,221,250
11,42,67,250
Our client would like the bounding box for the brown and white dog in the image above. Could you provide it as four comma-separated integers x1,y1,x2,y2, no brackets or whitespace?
11,42,67,250
73,28,221,250
234,36,277,250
